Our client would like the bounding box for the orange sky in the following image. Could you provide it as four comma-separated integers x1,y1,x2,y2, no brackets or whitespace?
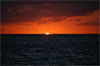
1,22,99,34
1,1,99,34
1,10,100,34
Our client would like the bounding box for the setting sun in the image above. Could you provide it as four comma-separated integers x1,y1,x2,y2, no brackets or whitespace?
45,32,50,35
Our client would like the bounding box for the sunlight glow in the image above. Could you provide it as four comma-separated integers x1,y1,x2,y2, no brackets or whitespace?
45,32,50,35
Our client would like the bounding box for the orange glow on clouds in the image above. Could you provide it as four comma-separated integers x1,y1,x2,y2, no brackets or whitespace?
1,10,100,34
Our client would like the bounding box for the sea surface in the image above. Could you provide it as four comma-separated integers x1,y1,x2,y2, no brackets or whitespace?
1,34,99,65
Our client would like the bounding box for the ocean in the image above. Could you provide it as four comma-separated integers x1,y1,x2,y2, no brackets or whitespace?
1,34,99,65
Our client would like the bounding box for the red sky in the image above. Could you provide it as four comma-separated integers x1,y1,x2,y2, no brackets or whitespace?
1,1,100,34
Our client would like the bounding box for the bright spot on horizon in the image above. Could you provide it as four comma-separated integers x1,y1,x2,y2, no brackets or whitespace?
45,32,50,35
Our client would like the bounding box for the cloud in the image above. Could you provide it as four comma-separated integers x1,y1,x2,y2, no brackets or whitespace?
41,16,67,22
0,29,5,32
65,10,100,26
1,9,99,27
1,10,99,34
34,16,67,24
77,22,99,26
0,28,12,33
15,22,32,25
33,10,99,26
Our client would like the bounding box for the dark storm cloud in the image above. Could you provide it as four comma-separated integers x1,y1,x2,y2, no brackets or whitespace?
1,1,99,24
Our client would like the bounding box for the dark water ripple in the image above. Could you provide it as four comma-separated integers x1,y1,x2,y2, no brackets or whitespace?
1,34,99,65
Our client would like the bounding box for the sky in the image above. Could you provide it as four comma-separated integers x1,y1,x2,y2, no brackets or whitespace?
1,1,100,34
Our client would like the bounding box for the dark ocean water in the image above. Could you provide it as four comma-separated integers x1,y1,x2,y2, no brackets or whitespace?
1,34,99,65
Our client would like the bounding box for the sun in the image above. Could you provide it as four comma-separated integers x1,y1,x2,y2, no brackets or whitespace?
45,32,50,35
